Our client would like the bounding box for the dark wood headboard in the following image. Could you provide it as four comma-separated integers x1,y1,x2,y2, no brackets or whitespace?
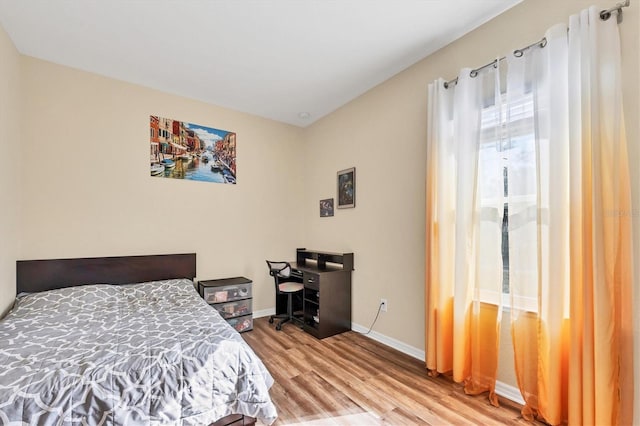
16,253,196,294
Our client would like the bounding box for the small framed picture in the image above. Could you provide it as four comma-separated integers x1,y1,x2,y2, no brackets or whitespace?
337,167,355,209
320,198,334,217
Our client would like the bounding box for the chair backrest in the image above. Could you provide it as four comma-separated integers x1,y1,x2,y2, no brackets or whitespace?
266,260,291,278
266,260,294,295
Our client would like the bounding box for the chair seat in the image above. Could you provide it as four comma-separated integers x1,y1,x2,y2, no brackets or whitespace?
278,282,304,293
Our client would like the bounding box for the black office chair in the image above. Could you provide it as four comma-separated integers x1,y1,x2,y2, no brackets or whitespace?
266,260,304,330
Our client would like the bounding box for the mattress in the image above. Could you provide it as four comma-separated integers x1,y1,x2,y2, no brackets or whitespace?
0,279,277,425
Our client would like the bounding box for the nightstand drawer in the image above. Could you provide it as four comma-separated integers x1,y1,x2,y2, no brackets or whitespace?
202,283,252,304
228,314,253,333
213,299,252,319
198,277,253,333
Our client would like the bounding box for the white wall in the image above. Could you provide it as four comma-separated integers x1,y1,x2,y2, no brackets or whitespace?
302,0,639,402
18,57,306,313
0,24,22,316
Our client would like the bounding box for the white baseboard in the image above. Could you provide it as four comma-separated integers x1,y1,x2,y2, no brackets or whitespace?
351,322,426,361
351,322,524,406
253,308,275,319
494,381,525,405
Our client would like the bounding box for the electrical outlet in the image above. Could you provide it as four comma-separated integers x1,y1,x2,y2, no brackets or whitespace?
380,298,387,312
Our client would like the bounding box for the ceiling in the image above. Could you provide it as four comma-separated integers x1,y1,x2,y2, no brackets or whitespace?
0,0,522,127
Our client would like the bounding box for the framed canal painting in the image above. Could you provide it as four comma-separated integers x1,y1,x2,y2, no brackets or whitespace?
149,115,236,184
337,167,355,209
320,198,334,217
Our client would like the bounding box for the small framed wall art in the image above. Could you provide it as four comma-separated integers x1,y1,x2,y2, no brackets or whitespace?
320,198,334,217
337,167,355,209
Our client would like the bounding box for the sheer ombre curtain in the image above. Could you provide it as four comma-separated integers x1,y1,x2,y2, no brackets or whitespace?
427,5,633,424
507,6,633,425
426,66,504,405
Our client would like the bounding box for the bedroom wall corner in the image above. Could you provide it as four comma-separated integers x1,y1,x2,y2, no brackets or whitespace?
0,23,22,317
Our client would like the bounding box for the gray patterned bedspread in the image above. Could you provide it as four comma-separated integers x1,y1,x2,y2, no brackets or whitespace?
0,279,277,425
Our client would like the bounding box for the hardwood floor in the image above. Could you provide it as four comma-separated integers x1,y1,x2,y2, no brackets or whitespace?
243,317,535,425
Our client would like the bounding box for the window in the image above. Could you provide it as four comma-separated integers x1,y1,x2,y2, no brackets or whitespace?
479,92,536,308
502,167,509,294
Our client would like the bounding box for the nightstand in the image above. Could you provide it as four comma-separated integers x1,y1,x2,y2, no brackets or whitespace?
198,277,253,333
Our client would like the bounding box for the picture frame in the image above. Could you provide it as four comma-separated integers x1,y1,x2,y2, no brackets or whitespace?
319,198,334,217
337,167,355,209
149,115,237,184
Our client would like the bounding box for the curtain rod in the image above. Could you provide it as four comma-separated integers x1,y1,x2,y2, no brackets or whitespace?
443,0,630,89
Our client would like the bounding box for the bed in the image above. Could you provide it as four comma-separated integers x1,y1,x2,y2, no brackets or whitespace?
0,253,277,425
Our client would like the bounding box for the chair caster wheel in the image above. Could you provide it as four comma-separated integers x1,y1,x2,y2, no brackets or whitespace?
268,317,274,324
276,324,282,331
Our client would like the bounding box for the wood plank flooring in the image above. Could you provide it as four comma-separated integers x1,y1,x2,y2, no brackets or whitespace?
243,317,536,425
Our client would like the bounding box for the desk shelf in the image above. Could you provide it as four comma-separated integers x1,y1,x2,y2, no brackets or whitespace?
296,249,354,271
303,289,320,331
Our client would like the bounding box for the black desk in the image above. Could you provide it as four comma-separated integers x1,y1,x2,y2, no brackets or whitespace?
290,249,354,339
